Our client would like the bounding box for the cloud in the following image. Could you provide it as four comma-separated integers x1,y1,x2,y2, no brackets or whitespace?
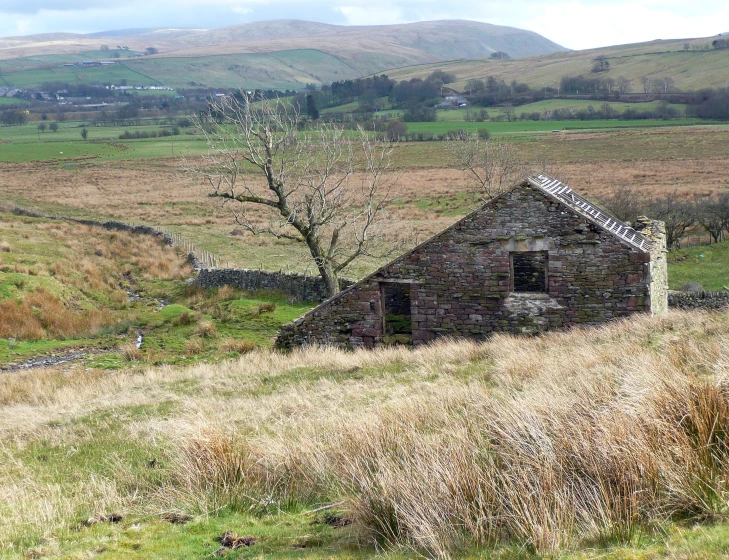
336,5,405,26
0,0,126,14
0,0,725,48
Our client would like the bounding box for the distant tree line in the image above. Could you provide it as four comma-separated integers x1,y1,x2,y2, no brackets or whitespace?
601,189,729,250
685,88,729,119
0,110,26,126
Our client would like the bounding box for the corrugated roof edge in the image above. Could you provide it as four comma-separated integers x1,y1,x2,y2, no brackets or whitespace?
528,173,651,252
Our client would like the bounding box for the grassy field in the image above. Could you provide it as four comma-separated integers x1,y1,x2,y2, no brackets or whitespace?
3,124,729,283
438,99,688,121
405,118,706,136
2,311,729,558
1,118,725,165
0,63,163,88
668,239,729,291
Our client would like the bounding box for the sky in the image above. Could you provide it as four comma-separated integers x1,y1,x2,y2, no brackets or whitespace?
0,0,727,50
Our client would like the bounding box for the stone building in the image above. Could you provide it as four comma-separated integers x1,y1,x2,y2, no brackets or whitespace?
275,174,668,349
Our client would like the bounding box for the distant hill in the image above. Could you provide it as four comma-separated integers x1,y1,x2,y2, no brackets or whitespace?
382,35,729,93
86,28,169,38
0,19,566,90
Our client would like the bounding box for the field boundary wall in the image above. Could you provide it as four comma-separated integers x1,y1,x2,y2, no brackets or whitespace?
667,291,729,311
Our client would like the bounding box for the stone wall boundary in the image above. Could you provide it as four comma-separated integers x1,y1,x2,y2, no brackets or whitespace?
668,291,729,311
196,268,354,303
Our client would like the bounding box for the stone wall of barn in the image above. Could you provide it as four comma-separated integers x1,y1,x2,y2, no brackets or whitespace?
275,186,653,349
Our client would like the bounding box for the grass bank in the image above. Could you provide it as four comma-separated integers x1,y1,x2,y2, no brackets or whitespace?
2,311,729,558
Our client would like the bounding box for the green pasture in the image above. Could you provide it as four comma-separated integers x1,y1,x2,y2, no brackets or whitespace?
405,118,706,136
125,50,361,90
668,239,729,291
0,97,28,105
438,99,688,121
1,63,162,88
0,121,207,162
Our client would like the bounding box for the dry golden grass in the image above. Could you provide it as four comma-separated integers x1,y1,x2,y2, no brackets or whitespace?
3,128,729,274
193,319,217,338
0,288,113,340
120,342,142,362
218,338,256,354
0,215,192,340
184,338,205,356
2,311,729,557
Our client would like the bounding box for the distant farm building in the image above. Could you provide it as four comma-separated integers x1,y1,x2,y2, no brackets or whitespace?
276,174,668,349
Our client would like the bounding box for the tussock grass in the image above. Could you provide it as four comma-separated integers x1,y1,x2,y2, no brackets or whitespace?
0,288,113,340
193,319,217,338
3,311,729,558
184,338,204,356
218,338,256,354
120,342,142,362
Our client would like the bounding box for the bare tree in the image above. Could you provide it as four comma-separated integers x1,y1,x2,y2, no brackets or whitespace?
695,192,729,243
599,186,648,223
187,94,399,298
641,76,652,93
616,76,631,94
650,193,696,250
446,133,526,200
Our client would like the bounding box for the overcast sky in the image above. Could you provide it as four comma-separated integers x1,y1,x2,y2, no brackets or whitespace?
1,0,726,50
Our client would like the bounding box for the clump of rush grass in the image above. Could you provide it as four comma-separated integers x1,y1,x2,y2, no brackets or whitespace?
185,338,205,356
193,319,217,338
173,310,196,326
0,241,11,252
257,301,277,315
160,312,729,558
6,312,729,559
218,338,256,354
119,342,142,362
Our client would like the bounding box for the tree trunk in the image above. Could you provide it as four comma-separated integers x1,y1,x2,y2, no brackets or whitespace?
318,260,339,299
305,237,340,299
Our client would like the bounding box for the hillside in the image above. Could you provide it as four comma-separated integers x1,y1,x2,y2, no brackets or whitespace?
0,19,565,89
384,35,729,92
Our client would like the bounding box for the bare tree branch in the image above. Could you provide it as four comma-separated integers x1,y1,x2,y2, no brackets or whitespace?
445,133,526,200
184,93,399,297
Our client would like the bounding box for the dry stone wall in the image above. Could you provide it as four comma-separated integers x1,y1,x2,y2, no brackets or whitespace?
196,268,354,302
668,291,729,311
276,186,655,349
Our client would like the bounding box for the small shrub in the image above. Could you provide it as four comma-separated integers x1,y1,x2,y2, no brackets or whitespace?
219,338,256,354
217,285,238,301
477,127,491,140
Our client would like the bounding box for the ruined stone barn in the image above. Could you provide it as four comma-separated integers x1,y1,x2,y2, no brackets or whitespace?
275,174,668,349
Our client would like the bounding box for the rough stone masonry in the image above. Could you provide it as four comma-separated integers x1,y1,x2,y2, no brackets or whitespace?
276,175,668,349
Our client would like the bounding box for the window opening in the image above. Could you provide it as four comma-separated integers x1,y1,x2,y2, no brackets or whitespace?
511,252,548,292
381,282,412,336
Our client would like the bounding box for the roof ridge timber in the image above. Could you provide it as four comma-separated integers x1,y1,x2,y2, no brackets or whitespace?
528,173,651,252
